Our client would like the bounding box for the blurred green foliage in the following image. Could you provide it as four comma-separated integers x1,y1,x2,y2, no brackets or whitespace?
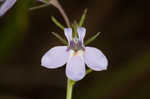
0,0,31,62
76,51,150,99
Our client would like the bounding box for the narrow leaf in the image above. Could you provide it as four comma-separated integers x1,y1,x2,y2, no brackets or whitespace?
52,32,67,44
86,69,92,75
79,9,88,27
85,32,101,45
72,21,78,37
29,3,50,11
51,16,65,30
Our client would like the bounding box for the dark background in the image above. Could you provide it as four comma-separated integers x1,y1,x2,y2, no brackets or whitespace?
0,0,150,99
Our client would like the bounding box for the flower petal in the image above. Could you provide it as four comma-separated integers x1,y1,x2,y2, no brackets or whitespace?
0,0,17,16
84,47,108,71
41,46,69,69
77,27,86,42
64,28,72,42
66,55,85,81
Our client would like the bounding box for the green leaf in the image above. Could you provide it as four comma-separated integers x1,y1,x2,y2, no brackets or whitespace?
29,3,50,11
72,21,78,37
45,0,51,2
51,16,65,30
85,32,101,45
52,32,67,44
79,9,88,27
86,69,92,75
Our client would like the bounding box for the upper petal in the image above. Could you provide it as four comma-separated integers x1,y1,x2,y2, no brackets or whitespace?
0,0,17,16
77,27,86,42
41,46,69,69
84,47,108,71
64,28,72,42
66,55,85,81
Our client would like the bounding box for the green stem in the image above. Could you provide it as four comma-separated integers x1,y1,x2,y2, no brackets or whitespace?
50,0,71,27
66,78,74,99
65,69,92,99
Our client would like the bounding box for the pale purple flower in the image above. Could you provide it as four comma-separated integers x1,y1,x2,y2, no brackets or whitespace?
41,27,108,81
0,0,17,16
0,0,46,16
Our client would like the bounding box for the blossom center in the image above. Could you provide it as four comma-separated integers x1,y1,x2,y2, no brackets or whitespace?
67,37,85,51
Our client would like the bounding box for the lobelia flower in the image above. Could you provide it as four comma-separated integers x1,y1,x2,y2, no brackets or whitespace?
0,0,47,16
41,27,108,81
